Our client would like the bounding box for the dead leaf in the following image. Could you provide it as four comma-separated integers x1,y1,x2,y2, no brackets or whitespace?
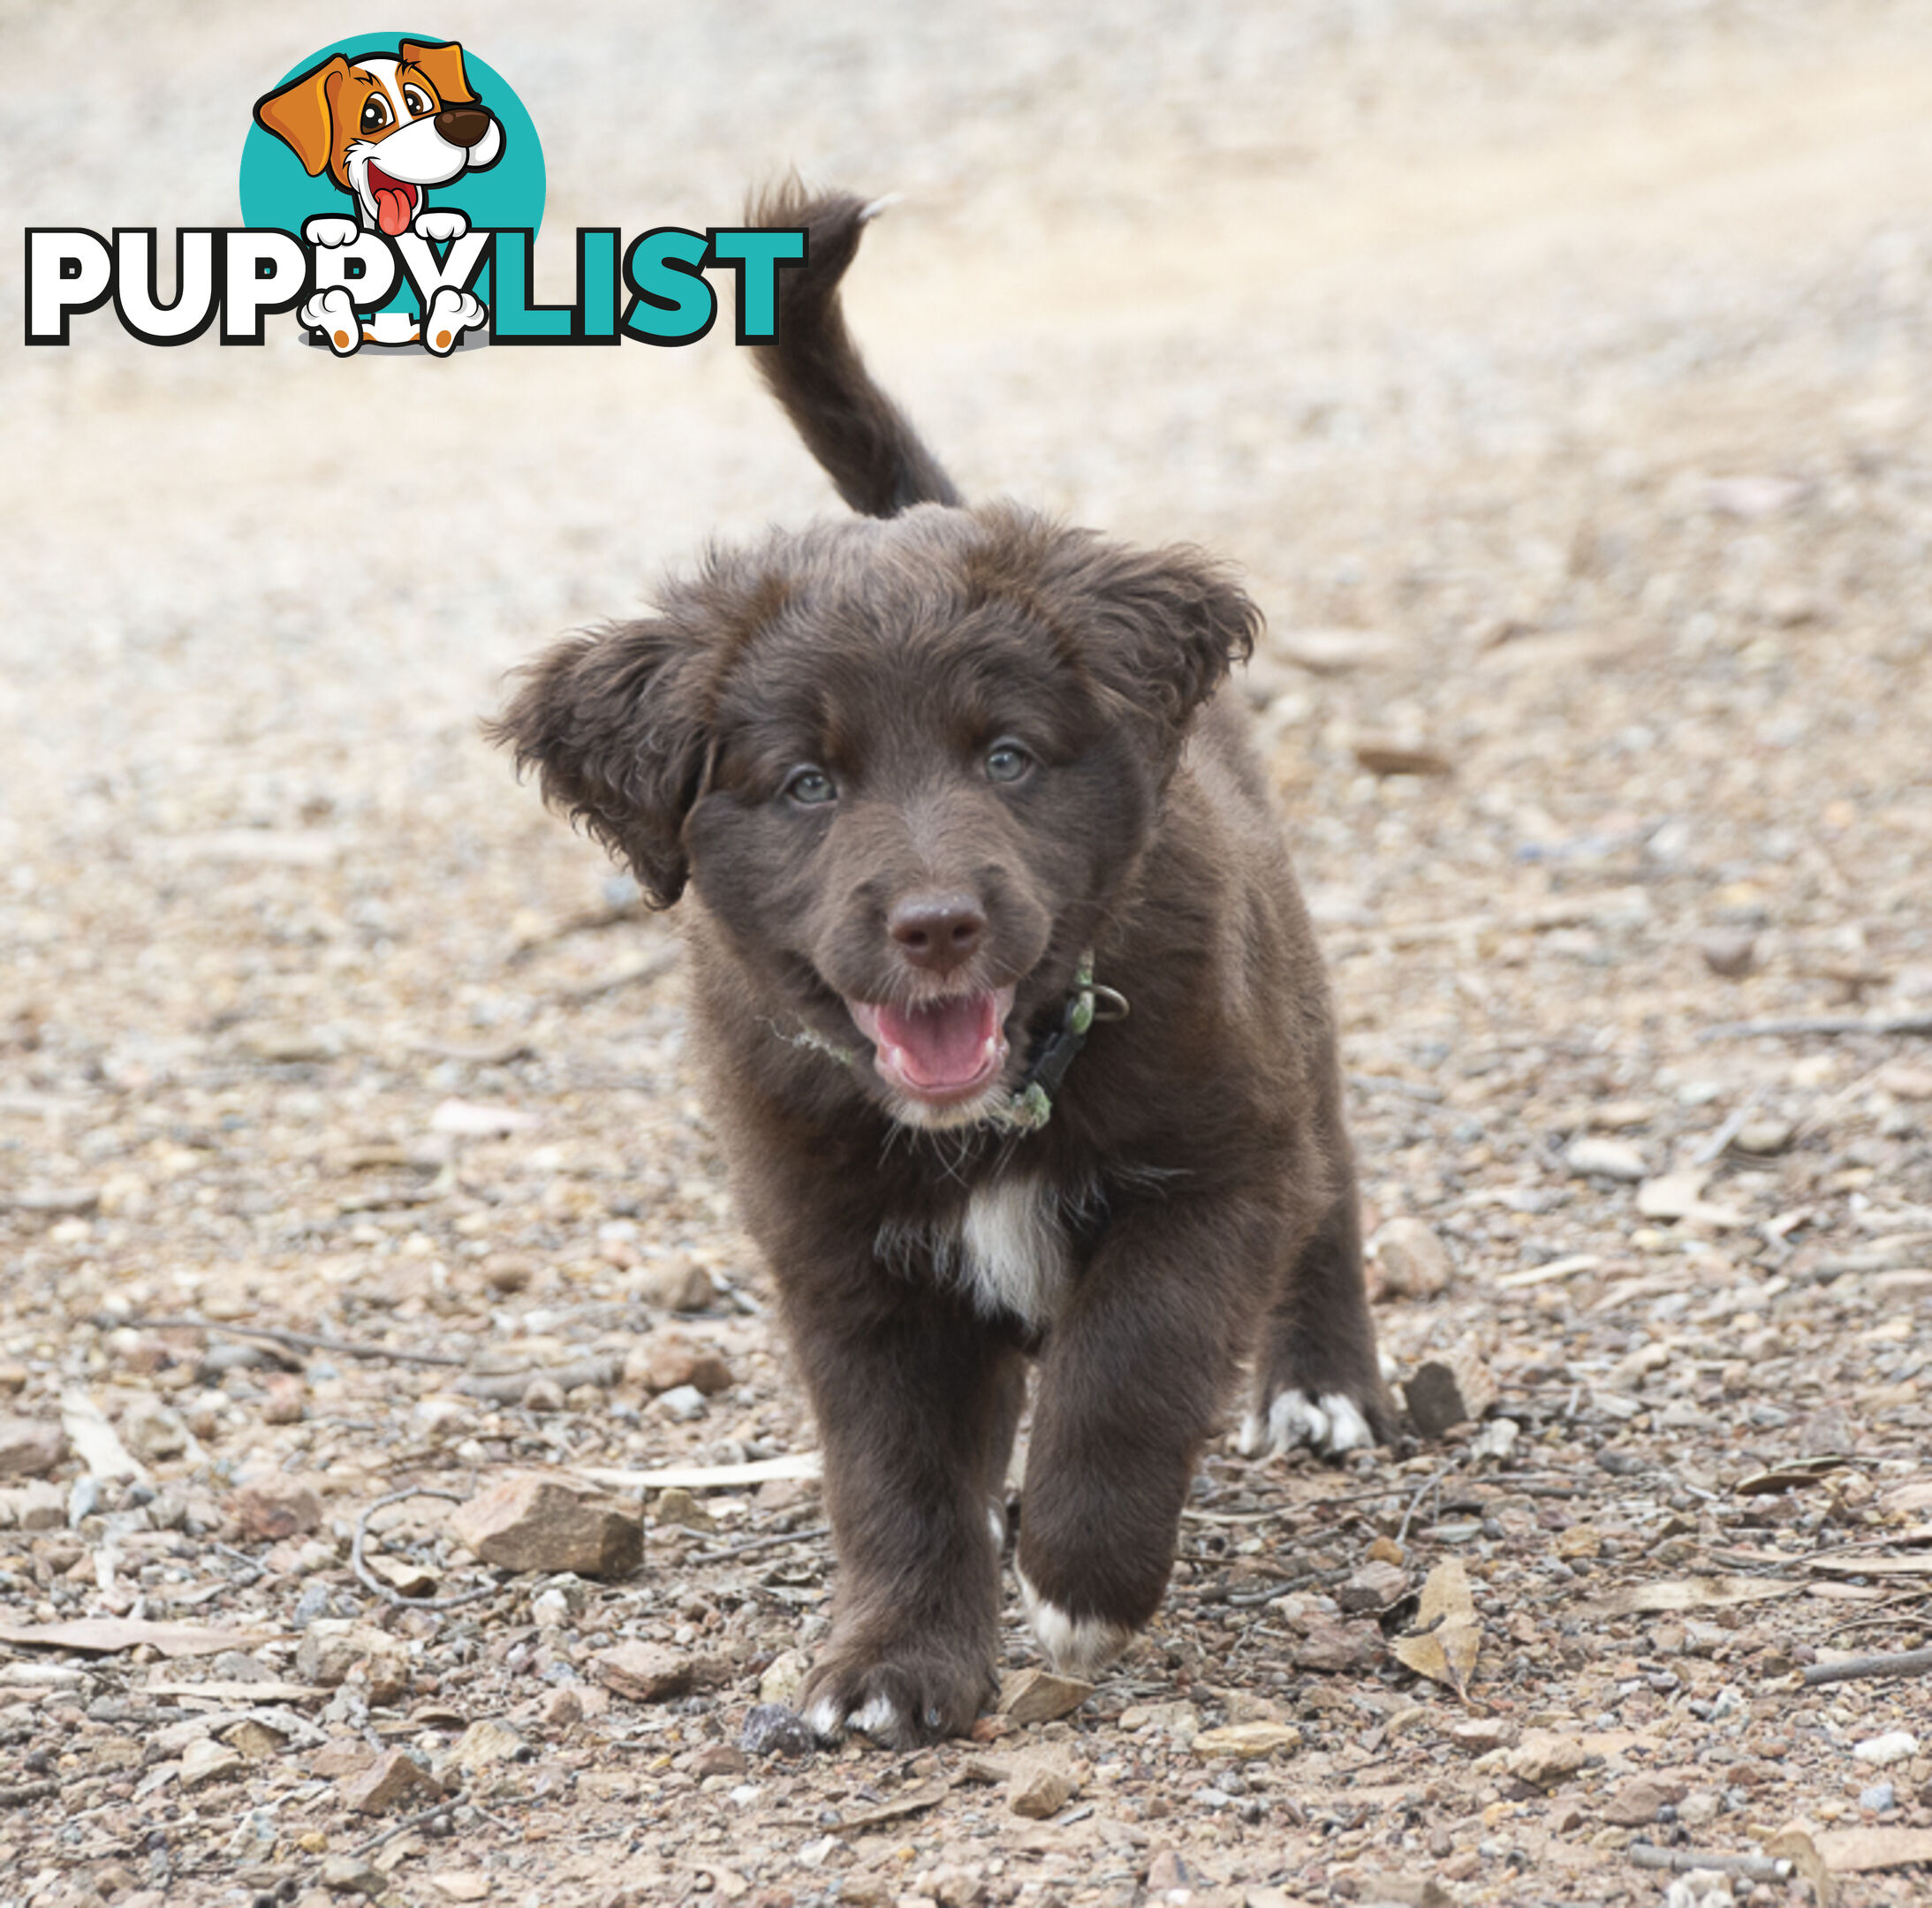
0,1618,274,1659
577,1453,821,1491
1735,1457,1854,1495
1577,1575,1802,1617
830,1779,951,1834
1390,1557,1481,1694
1810,1554,1932,1578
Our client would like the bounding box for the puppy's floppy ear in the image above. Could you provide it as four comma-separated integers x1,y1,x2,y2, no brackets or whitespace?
254,55,350,177
1021,521,1261,769
398,39,479,107
488,621,711,908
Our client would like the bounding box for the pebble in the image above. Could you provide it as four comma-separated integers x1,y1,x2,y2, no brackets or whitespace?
1858,1780,1896,1813
739,1702,816,1758
0,1418,67,1479
319,1855,388,1896
1699,930,1757,978
1370,1216,1453,1298
1852,1730,1919,1767
449,1473,643,1578
1565,1136,1648,1181
656,1384,708,1422
178,1736,246,1790
1009,1760,1076,1819
231,1473,323,1540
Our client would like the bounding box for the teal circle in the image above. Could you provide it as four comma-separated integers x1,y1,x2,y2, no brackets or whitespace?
239,31,544,238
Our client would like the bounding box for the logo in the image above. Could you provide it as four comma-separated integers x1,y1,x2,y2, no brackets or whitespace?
26,33,803,358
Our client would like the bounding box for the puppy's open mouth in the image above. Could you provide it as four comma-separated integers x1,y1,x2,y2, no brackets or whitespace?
845,987,1015,1105
366,164,420,238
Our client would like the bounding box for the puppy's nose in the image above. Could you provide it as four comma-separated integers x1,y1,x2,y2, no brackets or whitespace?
435,107,492,148
888,894,986,973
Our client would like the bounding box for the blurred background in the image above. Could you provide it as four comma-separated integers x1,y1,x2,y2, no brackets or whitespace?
3,0,1929,1308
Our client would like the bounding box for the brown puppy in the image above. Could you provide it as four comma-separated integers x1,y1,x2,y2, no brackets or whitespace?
493,186,1395,1747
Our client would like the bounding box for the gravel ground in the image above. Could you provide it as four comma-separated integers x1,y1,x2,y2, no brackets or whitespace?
3,4,1931,1906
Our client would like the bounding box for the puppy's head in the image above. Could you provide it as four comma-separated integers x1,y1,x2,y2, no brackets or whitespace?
493,504,1256,1124
253,41,502,235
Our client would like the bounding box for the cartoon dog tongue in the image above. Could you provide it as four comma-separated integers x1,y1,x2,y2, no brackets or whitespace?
367,167,415,238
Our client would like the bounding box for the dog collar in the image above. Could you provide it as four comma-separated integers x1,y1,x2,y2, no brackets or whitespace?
996,952,1129,1133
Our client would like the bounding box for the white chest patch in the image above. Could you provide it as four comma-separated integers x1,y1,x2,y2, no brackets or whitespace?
958,1176,1071,1330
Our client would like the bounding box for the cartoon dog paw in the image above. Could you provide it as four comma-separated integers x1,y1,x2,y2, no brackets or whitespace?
421,286,486,356
413,208,470,244
302,216,360,250
299,287,361,356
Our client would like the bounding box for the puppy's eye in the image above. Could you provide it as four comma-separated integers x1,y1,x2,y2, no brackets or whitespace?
985,739,1034,785
403,86,434,117
783,765,837,808
360,96,392,133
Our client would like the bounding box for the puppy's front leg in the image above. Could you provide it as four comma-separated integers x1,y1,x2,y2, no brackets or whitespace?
784,1272,1017,1746
1017,1195,1266,1677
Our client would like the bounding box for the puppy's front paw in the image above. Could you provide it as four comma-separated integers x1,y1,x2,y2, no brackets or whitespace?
302,215,360,248
1239,1386,1379,1459
1016,1566,1134,1678
299,287,360,355
421,285,486,355
413,208,470,243
799,1642,991,1748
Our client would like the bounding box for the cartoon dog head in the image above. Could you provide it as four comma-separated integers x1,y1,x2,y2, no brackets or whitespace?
254,40,504,238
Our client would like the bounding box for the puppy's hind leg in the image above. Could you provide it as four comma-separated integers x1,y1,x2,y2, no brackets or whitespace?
1243,1142,1398,1459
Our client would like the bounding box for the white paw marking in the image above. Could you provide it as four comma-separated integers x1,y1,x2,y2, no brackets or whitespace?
1240,1389,1375,1458
848,1694,901,1739
421,285,486,355
1018,1566,1133,1678
413,208,470,242
805,1694,844,1743
987,1497,1009,1548
298,287,360,354
302,215,360,248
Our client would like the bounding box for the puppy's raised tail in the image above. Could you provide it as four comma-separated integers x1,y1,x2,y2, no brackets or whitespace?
748,180,961,519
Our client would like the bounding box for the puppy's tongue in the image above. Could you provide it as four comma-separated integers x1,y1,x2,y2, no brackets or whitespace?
848,988,1013,1100
368,167,415,238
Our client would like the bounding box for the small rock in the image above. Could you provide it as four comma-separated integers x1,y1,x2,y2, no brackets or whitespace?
231,1473,323,1540
117,1396,189,1463
441,1720,526,1771
14,1480,64,1529
656,1384,708,1422
320,1855,388,1895
995,1667,1094,1727
1699,931,1758,979
1405,1350,1498,1438
261,1374,307,1425
627,1334,736,1395
1852,1730,1919,1767
1370,1217,1453,1299
595,1639,699,1702
1144,1851,1210,1893
0,1417,66,1479
1191,1722,1301,1760
1008,1760,1076,1819
1858,1780,1896,1813
1469,1416,1520,1461
692,1743,748,1779
1290,1621,1377,1674
1448,1718,1512,1754
178,1736,246,1789
341,1747,443,1813
296,1621,408,1692
759,1649,809,1707
1507,1730,1587,1787
1637,1170,1712,1220
481,1253,534,1294
426,1874,491,1904
520,1376,565,1412
539,1685,582,1730
449,1473,642,1579
1336,1559,1408,1614
635,1258,715,1313
1555,1524,1603,1561
1732,1118,1795,1156
1565,1136,1647,1181
653,1487,716,1534
740,1702,816,1758
1600,1773,1688,1825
